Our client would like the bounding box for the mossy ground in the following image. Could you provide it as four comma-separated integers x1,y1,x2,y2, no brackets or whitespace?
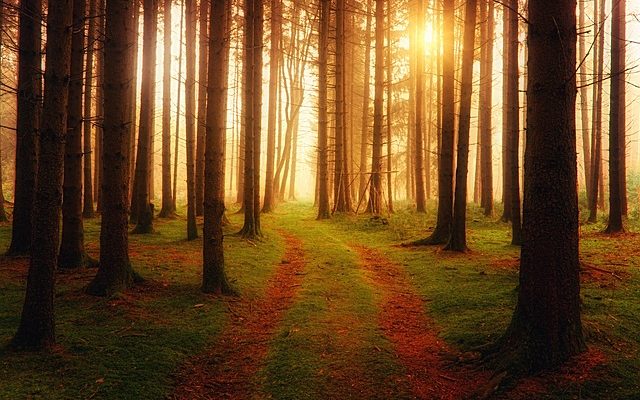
0,201,638,399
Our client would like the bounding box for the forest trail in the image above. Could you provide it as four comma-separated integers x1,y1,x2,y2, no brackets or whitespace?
351,244,491,399
171,230,307,399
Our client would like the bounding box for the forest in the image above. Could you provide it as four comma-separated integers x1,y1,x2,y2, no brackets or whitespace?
0,0,639,398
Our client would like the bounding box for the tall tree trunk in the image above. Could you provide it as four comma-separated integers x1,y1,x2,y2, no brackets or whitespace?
317,0,330,220
605,0,625,233
87,0,139,296
367,0,384,215
386,9,393,213
83,0,98,218
500,3,512,222
172,1,184,209
507,0,522,245
480,0,494,216
413,0,426,213
202,0,234,294
7,0,41,256
129,1,140,207
185,0,198,239
132,0,157,234
159,0,175,217
617,0,627,217
495,0,585,372
239,0,263,238
12,0,72,350
413,0,454,245
333,0,350,212
195,0,209,217
59,0,92,269
359,0,372,205
94,0,105,213
0,5,6,222
578,0,591,196
588,0,604,223
262,0,282,212
445,0,477,252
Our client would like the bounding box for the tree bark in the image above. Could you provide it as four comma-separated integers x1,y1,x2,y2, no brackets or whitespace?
445,0,477,252
7,0,41,256
359,0,372,205
87,0,139,297
83,0,98,218
578,0,591,197
195,0,209,217
185,0,198,240
12,0,72,350
159,0,175,217
588,0,604,223
317,0,330,220
507,0,522,245
501,3,511,222
413,0,426,213
495,0,585,372
367,0,384,215
94,0,105,213
479,0,494,216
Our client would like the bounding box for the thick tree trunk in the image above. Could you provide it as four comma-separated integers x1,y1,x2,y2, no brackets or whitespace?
605,0,625,233
59,0,92,269
617,0,627,217
7,0,41,256
239,0,263,238
262,0,281,213
367,0,384,215
87,0,139,297
185,0,198,240
159,0,175,218
317,0,330,220
12,0,72,350
94,0,104,213
480,0,494,216
0,6,7,222
501,3,511,222
333,0,350,213
195,0,209,217
445,0,477,252
202,0,234,294
132,0,157,234
413,0,454,245
83,0,98,218
413,0,426,213
495,0,585,372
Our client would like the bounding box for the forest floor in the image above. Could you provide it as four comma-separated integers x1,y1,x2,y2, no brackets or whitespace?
0,201,639,399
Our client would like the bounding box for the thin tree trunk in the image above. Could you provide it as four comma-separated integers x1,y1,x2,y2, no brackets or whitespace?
172,1,185,209
501,2,511,222
445,0,477,252
94,0,105,213
359,0,372,205
588,0,604,222
317,0,330,220
87,0,139,296
367,0,384,215
507,0,522,245
195,0,209,217
334,0,350,212
7,0,41,256
0,5,7,222
12,0,72,350
386,9,393,213
578,0,591,196
185,0,198,239
480,0,494,216
83,0,98,218
413,0,426,213
159,0,175,217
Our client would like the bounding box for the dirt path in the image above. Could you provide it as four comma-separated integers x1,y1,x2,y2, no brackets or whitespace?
352,244,491,399
171,230,306,399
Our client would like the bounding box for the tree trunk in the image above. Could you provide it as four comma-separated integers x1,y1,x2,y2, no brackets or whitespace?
501,3,511,222
83,0,98,218
239,0,263,238
59,0,92,269
578,0,590,197
129,1,140,207
172,1,184,209
386,9,393,213
605,0,625,233
159,0,175,217
185,0,198,240
495,0,585,372
317,0,330,220
87,0,139,297
94,0,105,213
262,0,282,212
588,0,604,223
413,0,426,213
333,0,350,213
445,0,476,252
413,0,454,245
507,0,522,245
359,0,372,205
7,0,41,256
195,0,209,217
202,0,234,294
480,0,494,216
0,5,7,222
132,0,157,234
12,0,72,350
617,0,627,217
367,0,384,215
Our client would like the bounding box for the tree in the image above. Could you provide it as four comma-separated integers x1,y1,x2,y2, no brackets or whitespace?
239,0,263,238
358,0,372,205
367,0,385,215
0,4,8,223
159,0,176,218
413,0,426,213
83,0,98,218
578,0,590,197
492,0,585,372
185,0,198,240
195,0,210,217
412,0,454,245
506,0,521,245
132,0,157,234
202,0,234,294
479,0,494,216
262,0,282,213
12,0,73,350
94,0,105,213
7,0,42,256
59,0,93,269
445,0,477,252
500,3,511,223
87,0,140,297
316,0,330,220
605,0,625,233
